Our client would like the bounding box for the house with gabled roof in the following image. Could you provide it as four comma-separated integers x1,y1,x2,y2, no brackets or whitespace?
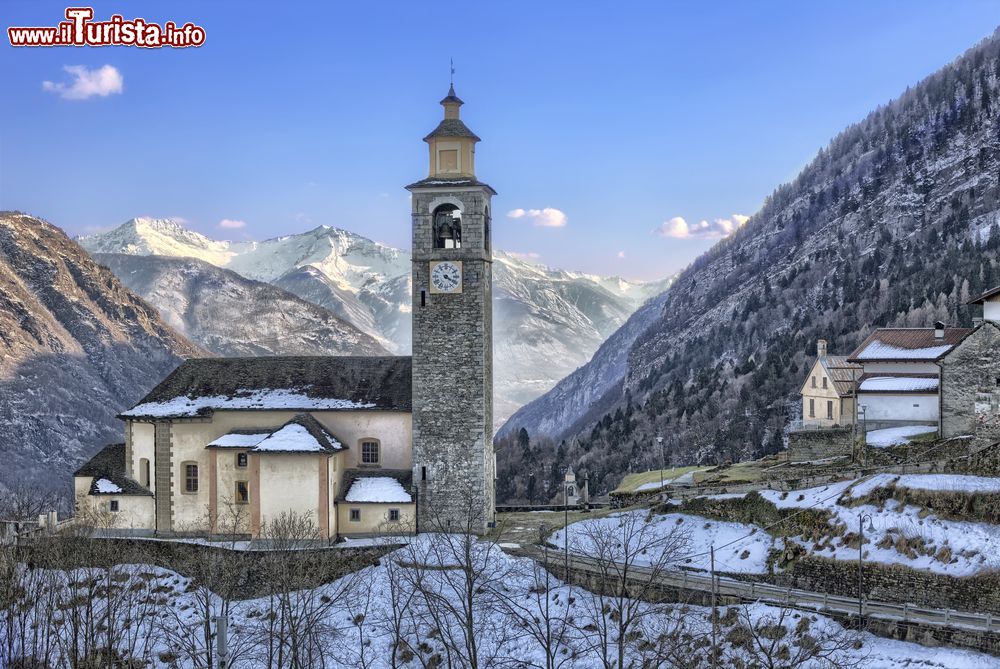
800,340,861,427
74,356,417,539
939,289,1000,440
847,323,972,428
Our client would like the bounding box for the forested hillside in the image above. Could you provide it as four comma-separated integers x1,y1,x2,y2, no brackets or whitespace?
498,28,1000,502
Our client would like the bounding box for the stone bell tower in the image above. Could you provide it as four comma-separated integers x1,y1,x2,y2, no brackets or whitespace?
407,83,496,531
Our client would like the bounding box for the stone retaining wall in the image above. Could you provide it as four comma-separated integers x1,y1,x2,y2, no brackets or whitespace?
786,427,853,462
726,555,1000,614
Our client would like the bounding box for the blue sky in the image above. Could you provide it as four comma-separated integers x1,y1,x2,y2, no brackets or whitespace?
1,2,999,280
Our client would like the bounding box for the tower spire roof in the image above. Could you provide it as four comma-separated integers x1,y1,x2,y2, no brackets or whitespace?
440,83,463,106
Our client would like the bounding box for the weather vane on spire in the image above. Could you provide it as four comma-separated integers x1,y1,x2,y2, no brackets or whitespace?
450,57,455,87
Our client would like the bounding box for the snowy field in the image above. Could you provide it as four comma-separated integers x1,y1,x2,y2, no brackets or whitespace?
5,534,999,668
550,510,774,573
758,479,1000,576
560,473,1000,579
866,425,937,447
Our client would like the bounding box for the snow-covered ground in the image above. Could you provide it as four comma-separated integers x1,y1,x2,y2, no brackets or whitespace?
867,425,937,447
563,474,1000,578
847,473,1000,497
758,477,1000,576
550,510,774,573
6,535,998,668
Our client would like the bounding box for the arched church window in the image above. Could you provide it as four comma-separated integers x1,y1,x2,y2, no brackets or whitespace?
433,204,462,249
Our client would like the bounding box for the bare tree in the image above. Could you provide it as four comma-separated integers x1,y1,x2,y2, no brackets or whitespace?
251,510,358,668
153,498,253,668
723,604,865,669
399,481,516,669
497,541,577,669
567,510,695,669
366,522,420,669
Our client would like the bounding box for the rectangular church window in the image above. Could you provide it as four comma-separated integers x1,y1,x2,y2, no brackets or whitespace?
350,509,361,522
361,440,380,465
235,481,249,505
388,508,400,522
183,463,199,493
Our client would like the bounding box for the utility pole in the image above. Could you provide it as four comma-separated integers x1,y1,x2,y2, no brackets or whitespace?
710,544,718,669
859,404,868,468
215,614,229,669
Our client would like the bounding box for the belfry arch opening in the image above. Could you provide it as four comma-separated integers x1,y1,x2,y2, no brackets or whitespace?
433,204,462,249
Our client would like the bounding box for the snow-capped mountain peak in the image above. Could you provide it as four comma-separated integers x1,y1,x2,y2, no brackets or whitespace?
79,218,673,424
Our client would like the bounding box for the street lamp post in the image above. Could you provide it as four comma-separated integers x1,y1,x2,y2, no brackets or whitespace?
564,467,570,578
657,435,665,491
858,512,875,630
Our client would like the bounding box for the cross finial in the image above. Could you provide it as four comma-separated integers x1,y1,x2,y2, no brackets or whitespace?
450,58,455,87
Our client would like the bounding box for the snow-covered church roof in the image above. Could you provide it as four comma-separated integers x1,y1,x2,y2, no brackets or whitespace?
208,414,344,454
122,356,412,419
338,469,414,504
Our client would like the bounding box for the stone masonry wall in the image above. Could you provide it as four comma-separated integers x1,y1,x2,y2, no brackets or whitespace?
786,427,852,462
941,322,1000,441
731,555,1000,614
410,186,495,530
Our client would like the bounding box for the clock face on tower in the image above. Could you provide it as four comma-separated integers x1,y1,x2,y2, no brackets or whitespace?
429,260,462,293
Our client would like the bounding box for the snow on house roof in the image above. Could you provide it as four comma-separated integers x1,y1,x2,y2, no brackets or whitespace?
122,356,412,418
344,476,413,503
207,432,271,448
847,328,972,362
94,478,123,494
73,443,152,496
858,376,939,393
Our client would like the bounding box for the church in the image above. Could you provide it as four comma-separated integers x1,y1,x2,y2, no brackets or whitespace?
73,84,497,539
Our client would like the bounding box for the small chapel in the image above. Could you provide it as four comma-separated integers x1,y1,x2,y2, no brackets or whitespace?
73,84,497,540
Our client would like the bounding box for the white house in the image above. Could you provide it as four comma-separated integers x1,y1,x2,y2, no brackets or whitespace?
847,324,972,427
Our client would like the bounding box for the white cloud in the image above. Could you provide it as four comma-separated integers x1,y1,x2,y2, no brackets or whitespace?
42,65,123,100
219,219,247,229
617,250,626,259
507,207,568,228
654,213,749,240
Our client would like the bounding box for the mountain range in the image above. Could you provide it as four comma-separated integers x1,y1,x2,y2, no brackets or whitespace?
0,212,202,495
496,28,1000,502
79,218,671,424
